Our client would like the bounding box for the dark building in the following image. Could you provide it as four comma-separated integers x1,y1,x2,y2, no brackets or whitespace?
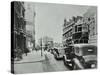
11,1,26,57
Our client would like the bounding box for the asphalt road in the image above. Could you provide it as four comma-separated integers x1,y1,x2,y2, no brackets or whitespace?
42,51,69,72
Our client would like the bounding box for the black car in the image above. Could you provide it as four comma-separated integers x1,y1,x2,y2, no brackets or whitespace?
72,44,97,70
63,46,75,68
63,44,97,70
53,48,63,60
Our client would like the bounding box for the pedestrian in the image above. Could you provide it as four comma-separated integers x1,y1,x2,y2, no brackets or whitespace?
25,48,29,56
35,48,38,52
54,48,59,56
17,48,23,60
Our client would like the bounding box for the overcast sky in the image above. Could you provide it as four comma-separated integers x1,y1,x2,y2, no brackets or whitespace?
35,3,90,43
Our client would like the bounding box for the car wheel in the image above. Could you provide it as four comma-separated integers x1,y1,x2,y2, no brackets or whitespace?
63,56,66,65
54,54,57,59
72,62,77,70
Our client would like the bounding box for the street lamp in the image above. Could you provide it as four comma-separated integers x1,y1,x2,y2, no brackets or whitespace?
40,38,43,56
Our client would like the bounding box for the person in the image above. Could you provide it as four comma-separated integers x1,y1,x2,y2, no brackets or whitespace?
35,48,38,52
44,46,48,51
17,48,23,60
54,48,59,56
25,48,29,56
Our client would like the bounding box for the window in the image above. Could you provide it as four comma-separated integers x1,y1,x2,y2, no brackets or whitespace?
75,26,77,32
74,40,78,44
70,31,72,36
84,40,88,43
82,47,97,55
80,40,83,43
78,26,82,32
92,26,95,35
75,25,82,32
72,27,75,33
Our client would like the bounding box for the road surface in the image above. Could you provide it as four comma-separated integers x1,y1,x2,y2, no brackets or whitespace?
42,51,69,72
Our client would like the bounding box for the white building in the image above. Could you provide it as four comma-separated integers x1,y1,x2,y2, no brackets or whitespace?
24,2,36,51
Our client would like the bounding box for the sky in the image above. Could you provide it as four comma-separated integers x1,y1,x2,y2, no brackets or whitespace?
34,3,90,43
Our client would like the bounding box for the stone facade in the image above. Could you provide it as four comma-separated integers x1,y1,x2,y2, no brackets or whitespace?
12,1,26,53
24,2,36,50
83,7,97,45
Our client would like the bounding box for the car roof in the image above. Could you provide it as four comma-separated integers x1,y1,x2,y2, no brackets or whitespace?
69,44,97,48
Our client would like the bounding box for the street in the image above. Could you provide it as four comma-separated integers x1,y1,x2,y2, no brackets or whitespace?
14,50,69,74
42,51,69,72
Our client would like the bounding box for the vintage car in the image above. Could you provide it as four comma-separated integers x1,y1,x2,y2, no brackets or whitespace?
53,48,63,60
63,46,74,68
63,44,97,70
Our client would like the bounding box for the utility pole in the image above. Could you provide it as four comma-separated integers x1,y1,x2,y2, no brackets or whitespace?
40,38,43,56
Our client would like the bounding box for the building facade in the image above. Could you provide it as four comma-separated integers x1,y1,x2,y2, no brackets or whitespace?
26,31,33,51
39,36,54,51
53,42,63,49
63,16,89,48
83,7,97,45
72,16,88,44
63,18,74,47
12,1,26,54
24,2,36,50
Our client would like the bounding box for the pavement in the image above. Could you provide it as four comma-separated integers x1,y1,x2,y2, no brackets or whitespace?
14,50,45,64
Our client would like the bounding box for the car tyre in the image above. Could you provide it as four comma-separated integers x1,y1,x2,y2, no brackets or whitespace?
71,62,77,70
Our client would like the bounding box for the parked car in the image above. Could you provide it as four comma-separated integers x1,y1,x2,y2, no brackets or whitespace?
63,46,74,68
50,48,54,54
53,48,63,60
63,44,97,70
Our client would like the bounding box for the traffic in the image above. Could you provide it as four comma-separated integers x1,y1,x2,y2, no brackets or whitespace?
48,44,97,70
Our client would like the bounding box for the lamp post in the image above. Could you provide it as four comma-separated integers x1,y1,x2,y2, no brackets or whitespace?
40,38,43,56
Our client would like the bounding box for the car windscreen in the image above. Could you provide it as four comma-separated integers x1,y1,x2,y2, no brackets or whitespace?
65,46,73,53
82,46,97,56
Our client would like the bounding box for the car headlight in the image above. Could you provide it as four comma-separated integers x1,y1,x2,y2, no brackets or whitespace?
91,64,96,68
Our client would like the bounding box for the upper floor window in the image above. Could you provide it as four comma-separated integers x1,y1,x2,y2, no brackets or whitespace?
78,25,82,32
75,26,77,32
